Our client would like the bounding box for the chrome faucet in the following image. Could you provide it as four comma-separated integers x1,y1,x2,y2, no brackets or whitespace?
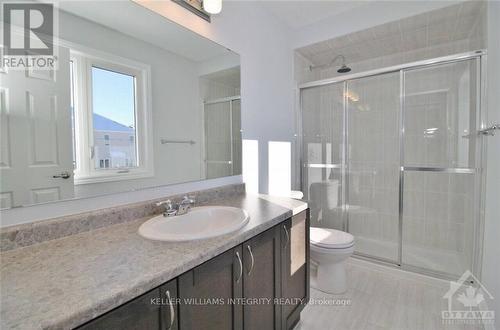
177,195,196,215
155,195,196,217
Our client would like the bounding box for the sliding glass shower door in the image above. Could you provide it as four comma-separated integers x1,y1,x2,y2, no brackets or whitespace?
301,83,345,230
300,52,484,278
346,73,400,262
401,59,481,277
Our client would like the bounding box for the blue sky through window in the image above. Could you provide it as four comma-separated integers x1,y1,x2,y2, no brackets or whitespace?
92,67,136,128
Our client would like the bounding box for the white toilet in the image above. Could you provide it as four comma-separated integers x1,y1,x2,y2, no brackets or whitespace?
310,227,354,294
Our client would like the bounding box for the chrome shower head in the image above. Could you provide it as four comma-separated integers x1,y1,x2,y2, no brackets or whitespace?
308,54,352,73
337,64,351,73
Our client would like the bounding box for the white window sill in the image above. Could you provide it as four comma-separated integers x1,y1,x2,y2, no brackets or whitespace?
74,170,154,185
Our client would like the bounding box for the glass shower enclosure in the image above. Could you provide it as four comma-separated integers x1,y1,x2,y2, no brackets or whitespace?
204,97,242,179
300,51,486,279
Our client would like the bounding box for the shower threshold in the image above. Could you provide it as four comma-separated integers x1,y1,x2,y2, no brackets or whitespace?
353,236,467,280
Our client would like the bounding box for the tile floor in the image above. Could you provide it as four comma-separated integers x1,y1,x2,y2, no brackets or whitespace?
297,258,486,330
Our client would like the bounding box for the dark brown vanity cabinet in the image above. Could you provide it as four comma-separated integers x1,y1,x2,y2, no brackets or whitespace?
242,225,282,330
78,279,178,330
178,247,243,330
177,211,310,330
76,210,309,330
281,210,310,330
177,225,282,330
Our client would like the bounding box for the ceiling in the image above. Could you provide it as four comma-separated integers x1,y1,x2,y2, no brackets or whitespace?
57,1,233,62
296,0,485,67
259,0,373,29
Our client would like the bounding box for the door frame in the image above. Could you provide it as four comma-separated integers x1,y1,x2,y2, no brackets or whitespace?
298,50,488,281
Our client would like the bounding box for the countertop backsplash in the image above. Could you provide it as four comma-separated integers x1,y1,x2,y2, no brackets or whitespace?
0,183,245,252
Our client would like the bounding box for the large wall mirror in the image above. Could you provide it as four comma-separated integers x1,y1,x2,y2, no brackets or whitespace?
0,1,241,209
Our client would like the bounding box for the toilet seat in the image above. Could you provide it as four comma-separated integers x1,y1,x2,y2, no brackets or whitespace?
310,227,354,249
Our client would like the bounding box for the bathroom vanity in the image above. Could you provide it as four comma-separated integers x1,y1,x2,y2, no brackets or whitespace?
0,189,309,330
78,210,309,330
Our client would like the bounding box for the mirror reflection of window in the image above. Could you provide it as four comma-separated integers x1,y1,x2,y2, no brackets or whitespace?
91,67,137,170
69,51,151,184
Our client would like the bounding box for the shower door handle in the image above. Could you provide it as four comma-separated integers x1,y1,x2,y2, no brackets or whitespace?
478,124,500,136
304,163,343,169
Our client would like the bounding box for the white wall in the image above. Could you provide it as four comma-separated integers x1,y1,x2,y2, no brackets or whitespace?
135,0,295,194
482,0,500,325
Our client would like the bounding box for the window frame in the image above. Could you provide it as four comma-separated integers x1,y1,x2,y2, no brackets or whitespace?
70,49,154,184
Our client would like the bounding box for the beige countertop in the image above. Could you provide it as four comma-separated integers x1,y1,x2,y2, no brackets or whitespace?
0,194,307,330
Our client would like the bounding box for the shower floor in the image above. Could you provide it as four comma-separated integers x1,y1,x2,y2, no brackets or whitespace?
355,236,467,277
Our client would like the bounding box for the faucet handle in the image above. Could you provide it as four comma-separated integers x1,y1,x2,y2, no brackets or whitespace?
156,200,177,217
181,195,196,205
156,200,172,207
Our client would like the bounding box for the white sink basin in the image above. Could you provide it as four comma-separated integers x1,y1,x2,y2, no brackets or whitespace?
138,206,249,242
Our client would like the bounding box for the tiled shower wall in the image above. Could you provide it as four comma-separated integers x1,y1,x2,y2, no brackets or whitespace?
295,1,487,85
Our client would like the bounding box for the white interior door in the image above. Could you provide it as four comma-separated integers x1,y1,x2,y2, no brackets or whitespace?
0,46,74,208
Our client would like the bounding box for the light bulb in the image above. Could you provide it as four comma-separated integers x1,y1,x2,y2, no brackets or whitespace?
203,0,222,14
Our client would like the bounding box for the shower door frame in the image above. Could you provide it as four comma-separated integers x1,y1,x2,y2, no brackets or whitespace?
298,50,487,280
203,95,241,178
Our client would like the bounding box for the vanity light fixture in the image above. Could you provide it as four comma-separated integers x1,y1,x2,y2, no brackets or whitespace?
172,0,213,22
203,0,222,14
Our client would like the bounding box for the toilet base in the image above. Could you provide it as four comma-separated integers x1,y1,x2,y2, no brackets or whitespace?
316,260,347,294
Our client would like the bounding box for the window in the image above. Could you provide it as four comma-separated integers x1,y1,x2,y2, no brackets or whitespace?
92,67,136,167
71,50,153,184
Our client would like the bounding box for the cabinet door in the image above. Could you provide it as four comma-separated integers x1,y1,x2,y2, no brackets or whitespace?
77,288,163,330
178,247,243,330
160,279,179,330
281,210,310,330
242,225,281,330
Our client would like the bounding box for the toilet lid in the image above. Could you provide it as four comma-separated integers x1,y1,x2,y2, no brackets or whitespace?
310,227,354,249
